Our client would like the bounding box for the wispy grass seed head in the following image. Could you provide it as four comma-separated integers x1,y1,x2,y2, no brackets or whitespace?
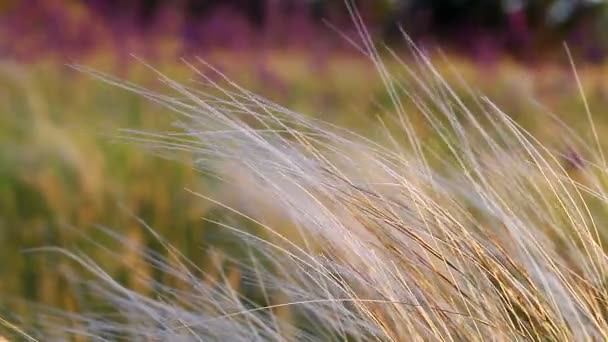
23,40,608,341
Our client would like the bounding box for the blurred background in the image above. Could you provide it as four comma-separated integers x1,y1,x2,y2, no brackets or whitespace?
2,0,608,336
2,0,608,63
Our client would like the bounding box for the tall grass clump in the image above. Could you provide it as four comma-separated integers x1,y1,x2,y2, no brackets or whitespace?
12,22,608,342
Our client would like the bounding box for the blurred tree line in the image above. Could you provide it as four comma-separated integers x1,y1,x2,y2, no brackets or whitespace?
82,0,608,59
77,0,606,32
1,0,607,61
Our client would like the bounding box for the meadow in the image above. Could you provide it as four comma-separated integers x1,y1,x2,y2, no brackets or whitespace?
3,44,608,339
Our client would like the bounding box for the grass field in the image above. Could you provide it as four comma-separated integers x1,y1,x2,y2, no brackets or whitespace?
3,49,608,339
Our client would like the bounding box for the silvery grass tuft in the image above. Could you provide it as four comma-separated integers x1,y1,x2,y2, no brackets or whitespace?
13,19,608,342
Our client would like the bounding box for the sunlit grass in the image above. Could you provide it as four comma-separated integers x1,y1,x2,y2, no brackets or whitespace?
3,48,608,339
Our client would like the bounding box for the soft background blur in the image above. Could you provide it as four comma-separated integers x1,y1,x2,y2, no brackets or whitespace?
2,0,608,335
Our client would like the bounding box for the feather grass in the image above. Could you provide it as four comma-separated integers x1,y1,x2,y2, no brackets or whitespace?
18,15,608,341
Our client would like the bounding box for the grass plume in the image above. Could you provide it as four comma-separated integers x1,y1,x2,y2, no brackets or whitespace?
15,27,608,341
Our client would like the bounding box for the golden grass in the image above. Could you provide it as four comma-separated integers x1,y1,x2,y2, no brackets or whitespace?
4,42,608,339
